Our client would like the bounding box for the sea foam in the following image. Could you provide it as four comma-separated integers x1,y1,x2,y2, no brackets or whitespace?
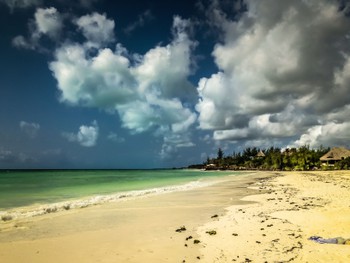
0,179,219,221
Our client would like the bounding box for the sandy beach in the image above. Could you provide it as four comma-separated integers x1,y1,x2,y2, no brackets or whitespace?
1,171,350,262
198,171,350,263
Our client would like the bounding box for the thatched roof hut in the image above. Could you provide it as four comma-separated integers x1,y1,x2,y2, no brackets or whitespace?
256,150,265,158
320,147,350,165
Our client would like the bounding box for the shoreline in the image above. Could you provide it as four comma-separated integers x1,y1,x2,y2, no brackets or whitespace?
0,169,239,217
0,178,225,222
0,172,265,263
1,171,349,262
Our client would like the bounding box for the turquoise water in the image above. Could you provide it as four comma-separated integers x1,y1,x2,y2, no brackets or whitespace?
0,169,237,211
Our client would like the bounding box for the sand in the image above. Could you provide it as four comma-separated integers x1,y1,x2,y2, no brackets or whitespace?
1,171,350,263
198,171,350,262
0,172,262,263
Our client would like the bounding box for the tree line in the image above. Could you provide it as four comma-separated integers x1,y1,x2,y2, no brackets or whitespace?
188,145,350,171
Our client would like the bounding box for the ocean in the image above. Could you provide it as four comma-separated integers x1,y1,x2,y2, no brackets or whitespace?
0,169,239,219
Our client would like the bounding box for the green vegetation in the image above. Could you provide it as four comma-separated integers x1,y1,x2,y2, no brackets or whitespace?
202,145,334,171
333,157,350,170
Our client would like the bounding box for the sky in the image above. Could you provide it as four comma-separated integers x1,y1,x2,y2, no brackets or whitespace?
0,0,350,169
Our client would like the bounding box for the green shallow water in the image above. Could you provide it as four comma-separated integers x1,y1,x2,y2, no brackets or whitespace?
0,169,240,210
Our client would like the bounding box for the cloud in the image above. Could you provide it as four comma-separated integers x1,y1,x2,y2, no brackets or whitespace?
0,0,97,11
19,121,40,138
292,122,350,148
34,7,63,39
50,15,197,156
62,121,99,147
12,35,34,50
75,12,115,48
160,131,195,160
196,0,350,148
0,0,41,11
50,44,136,106
124,9,154,34
0,149,36,164
12,7,63,50
0,149,16,163
107,132,125,143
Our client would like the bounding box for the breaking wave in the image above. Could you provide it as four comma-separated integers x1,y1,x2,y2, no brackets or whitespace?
0,179,220,221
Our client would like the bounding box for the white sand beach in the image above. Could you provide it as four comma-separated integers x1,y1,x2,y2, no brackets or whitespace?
1,171,350,262
197,171,350,262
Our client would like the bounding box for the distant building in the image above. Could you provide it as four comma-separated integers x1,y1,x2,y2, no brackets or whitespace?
320,147,350,166
256,150,265,158
205,163,217,170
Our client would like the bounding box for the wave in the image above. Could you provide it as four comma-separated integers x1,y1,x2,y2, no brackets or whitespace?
0,179,220,222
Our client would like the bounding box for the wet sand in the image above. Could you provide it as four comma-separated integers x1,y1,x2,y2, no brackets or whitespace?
1,171,350,263
0,172,263,263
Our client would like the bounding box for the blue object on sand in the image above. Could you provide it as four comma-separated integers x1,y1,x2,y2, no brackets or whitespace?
308,236,338,244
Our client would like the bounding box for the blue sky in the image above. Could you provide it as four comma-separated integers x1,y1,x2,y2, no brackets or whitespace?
1,0,350,169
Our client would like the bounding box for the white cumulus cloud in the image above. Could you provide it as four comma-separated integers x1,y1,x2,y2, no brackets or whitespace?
34,7,63,39
196,0,350,148
12,7,63,50
51,15,197,155
75,12,115,48
292,122,350,148
63,121,99,147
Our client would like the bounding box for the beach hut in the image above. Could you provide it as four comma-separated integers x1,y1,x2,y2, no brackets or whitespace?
320,147,350,166
256,150,265,158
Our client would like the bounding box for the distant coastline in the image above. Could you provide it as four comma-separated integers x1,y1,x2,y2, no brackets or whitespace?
189,145,350,171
